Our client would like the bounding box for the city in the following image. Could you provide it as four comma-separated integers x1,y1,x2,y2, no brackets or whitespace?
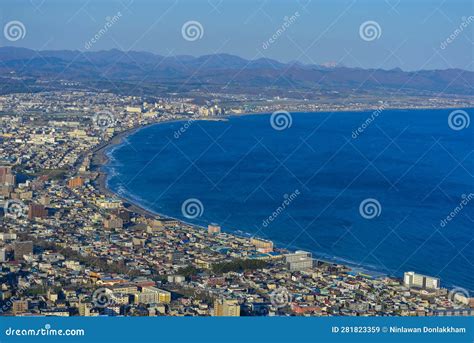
1,0,473,341
0,90,472,317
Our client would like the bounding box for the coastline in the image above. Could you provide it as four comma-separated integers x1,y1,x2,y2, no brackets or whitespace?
89,107,472,285
91,117,228,219
91,105,471,212
92,122,172,219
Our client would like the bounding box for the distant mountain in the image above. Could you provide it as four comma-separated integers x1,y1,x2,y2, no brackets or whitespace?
0,47,472,96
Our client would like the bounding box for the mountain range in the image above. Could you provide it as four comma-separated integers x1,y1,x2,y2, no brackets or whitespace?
0,47,472,97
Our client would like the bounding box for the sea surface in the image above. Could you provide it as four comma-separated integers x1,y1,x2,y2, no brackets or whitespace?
105,109,474,291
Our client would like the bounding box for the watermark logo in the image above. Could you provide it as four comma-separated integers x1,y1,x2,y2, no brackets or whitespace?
352,104,385,139
262,11,300,50
3,199,28,219
85,12,122,50
440,193,473,228
270,110,292,131
440,16,474,50
181,21,204,41
359,21,382,42
181,198,204,219
448,287,470,309
4,21,26,42
359,198,382,219
93,110,116,131
174,115,199,139
270,287,291,308
1,280,31,313
262,189,300,228
5,323,85,336
92,288,114,308
448,109,470,131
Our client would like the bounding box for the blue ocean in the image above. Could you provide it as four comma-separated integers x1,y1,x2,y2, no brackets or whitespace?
105,109,473,291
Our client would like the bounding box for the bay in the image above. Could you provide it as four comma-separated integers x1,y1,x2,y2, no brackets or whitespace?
105,109,474,291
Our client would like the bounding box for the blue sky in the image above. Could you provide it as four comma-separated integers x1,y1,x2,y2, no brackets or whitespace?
1,0,473,70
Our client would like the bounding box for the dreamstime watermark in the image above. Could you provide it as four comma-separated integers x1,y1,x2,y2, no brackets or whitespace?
270,287,292,309
448,109,470,131
440,16,474,50
92,287,115,308
181,20,204,41
174,115,199,139
1,280,31,313
84,12,123,50
270,110,292,131
262,189,300,228
3,199,28,219
181,198,204,219
359,21,382,42
440,193,473,228
5,324,85,337
359,198,382,219
352,104,385,139
92,110,116,131
262,11,300,50
4,20,26,41
448,287,471,309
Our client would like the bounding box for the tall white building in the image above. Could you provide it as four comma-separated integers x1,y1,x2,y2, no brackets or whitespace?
403,271,440,290
285,251,313,271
